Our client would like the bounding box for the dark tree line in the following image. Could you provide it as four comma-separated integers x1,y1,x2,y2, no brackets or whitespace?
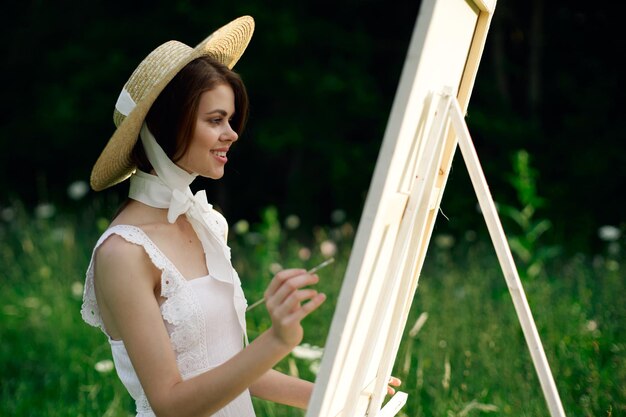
1,0,623,252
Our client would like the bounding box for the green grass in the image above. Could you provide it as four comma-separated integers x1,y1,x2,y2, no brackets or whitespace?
1,203,624,416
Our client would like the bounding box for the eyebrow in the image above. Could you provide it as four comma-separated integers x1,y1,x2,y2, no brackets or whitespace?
203,109,235,117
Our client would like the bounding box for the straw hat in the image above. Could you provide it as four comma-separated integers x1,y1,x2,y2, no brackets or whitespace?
90,15,254,191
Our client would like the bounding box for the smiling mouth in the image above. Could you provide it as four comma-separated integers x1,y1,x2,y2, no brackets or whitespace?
211,150,227,158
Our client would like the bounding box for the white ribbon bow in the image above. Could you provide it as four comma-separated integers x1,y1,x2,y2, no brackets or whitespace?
168,189,212,224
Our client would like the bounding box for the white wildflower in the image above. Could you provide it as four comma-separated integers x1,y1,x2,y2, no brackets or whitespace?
67,180,89,200
586,320,598,332
35,203,55,219
320,240,337,257
95,359,114,373
285,215,300,230
291,343,324,361
298,247,311,261
309,361,321,375
71,282,84,298
434,234,455,249
598,225,621,242
269,263,283,274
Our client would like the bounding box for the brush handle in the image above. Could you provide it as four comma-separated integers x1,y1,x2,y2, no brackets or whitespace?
246,257,335,312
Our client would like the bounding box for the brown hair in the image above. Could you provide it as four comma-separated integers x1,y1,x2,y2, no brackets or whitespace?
131,55,249,172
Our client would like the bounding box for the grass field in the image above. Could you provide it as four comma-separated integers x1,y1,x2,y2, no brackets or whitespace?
1,202,624,416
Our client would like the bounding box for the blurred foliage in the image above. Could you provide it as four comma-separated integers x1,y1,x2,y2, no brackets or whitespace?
1,0,624,254
500,149,562,279
1,202,624,416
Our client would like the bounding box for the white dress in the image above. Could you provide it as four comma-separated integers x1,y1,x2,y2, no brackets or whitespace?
81,223,255,417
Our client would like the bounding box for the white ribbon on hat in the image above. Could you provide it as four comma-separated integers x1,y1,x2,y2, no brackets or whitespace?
119,89,248,343
115,88,136,117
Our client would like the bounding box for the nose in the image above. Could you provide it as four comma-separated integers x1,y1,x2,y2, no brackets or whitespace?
222,122,238,142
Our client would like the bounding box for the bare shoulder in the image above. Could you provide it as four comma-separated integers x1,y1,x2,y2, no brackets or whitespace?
97,233,144,263
95,233,159,290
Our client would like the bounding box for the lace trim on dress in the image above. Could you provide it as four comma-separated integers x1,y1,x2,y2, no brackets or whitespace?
80,224,210,376
136,394,152,415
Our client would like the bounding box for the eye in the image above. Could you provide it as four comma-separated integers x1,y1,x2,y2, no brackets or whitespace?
208,117,223,125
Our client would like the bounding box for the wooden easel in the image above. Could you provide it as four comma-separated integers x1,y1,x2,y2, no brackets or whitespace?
332,88,567,417
412,87,568,417
305,1,567,416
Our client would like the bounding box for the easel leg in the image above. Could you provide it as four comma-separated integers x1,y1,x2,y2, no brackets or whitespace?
449,97,567,417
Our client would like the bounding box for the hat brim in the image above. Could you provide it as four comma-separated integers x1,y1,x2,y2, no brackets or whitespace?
90,16,254,191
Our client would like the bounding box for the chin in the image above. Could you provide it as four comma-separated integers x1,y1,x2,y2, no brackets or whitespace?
200,170,225,180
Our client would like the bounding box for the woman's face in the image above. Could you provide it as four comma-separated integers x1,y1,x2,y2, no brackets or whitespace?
177,83,238,179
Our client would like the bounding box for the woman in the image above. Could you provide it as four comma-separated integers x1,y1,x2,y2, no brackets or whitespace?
81,16,399,417
81,16,330,417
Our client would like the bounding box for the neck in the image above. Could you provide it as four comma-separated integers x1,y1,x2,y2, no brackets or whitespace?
128,170,176,209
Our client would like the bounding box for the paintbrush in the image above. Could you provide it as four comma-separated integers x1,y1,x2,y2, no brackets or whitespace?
246,257,335,312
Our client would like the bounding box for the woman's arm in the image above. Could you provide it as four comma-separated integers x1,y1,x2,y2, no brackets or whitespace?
250,369,314,409
94,236,325,417
249,370,403,409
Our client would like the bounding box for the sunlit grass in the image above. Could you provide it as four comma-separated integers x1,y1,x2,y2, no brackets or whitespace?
1,201,624,416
